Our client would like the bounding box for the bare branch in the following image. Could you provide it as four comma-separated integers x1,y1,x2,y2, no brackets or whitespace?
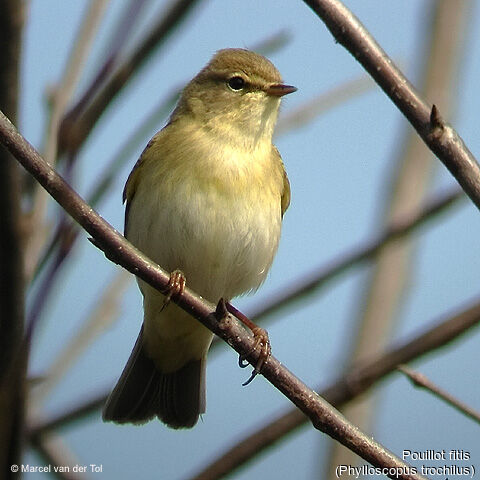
26,190,468,439
327,1,470,474
29,294,480,471
398,365,480,424
30,433,86,480
24,0,110,282
59,0,205,154
192,297,480,480
303,0,480,210
57,0,149,156
33,271,131,405
250,29,292,56
44,0,110,167
1,112,427,480
29,392,106,438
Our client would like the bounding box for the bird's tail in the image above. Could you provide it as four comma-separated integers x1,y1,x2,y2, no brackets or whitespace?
102,326,205,429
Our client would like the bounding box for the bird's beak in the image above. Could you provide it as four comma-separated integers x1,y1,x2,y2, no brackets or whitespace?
266,83,297,97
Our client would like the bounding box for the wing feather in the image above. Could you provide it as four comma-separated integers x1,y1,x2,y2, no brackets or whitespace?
123,133,162,236
273,146,290,217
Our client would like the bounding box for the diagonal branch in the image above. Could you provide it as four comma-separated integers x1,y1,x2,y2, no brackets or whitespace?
31,432,86,480
25,0,110,283
32,270,131,405
191,297,480,480
398,365,480,424
57,0,149,157
29,391,106,439
0,111,428,480
29,295,480,447
303,0,480,210
23,187,466,433
59,0,205,155
326,2,470,475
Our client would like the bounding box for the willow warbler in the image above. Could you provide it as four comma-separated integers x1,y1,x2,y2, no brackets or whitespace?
103,48,296,428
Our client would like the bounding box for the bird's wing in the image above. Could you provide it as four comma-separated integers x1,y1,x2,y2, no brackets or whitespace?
273,146,290,217
123,132,161,237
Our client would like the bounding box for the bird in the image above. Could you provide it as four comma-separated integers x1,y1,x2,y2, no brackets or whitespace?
103,48,296,428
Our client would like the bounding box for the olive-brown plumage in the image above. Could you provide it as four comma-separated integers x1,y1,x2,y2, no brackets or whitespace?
103,48,295,428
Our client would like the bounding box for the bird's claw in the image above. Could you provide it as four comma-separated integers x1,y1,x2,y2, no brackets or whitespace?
162,269,186,310
251,326,271,367
240,326,271,386
217,300,272,386
238,353,249,369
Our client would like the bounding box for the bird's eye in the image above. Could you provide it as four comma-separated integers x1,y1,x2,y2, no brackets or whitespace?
227,76,246,91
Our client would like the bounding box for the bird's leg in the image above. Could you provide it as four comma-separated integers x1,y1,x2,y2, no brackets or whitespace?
161,269,186,310
222,300,271,386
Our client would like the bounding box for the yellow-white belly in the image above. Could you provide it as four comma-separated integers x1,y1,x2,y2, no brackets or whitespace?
126,137,284,372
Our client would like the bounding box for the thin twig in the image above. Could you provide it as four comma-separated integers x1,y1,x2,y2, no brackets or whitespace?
44,0,110,166
276,73,373,135
29,392,106,438
26,230,73,339
33,271,131,405
397,365,480,424
31,433,86,480
25,0,110,282
59,0,205,155
303,0,480,210
251,29,292,56
26,190,468,439
327,1,470,474
191,297,480,480
0,112,427,480
59,0,149,156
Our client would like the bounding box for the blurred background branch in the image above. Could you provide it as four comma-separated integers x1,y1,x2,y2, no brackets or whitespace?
304,0,480,209
326,1,471,475
398,365,480,424
58,0,205,156
0,1,27,475
24,0,110,284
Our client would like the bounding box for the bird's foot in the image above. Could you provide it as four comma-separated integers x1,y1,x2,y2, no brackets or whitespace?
223,301,271,386
239,325,271,386
162,269,186,310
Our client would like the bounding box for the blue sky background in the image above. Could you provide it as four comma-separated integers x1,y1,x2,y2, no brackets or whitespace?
21,1,480,479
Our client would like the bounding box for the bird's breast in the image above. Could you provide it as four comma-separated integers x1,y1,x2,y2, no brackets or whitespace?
128,140,284,301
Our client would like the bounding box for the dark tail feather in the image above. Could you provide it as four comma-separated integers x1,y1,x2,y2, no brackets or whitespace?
103,326,206,429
